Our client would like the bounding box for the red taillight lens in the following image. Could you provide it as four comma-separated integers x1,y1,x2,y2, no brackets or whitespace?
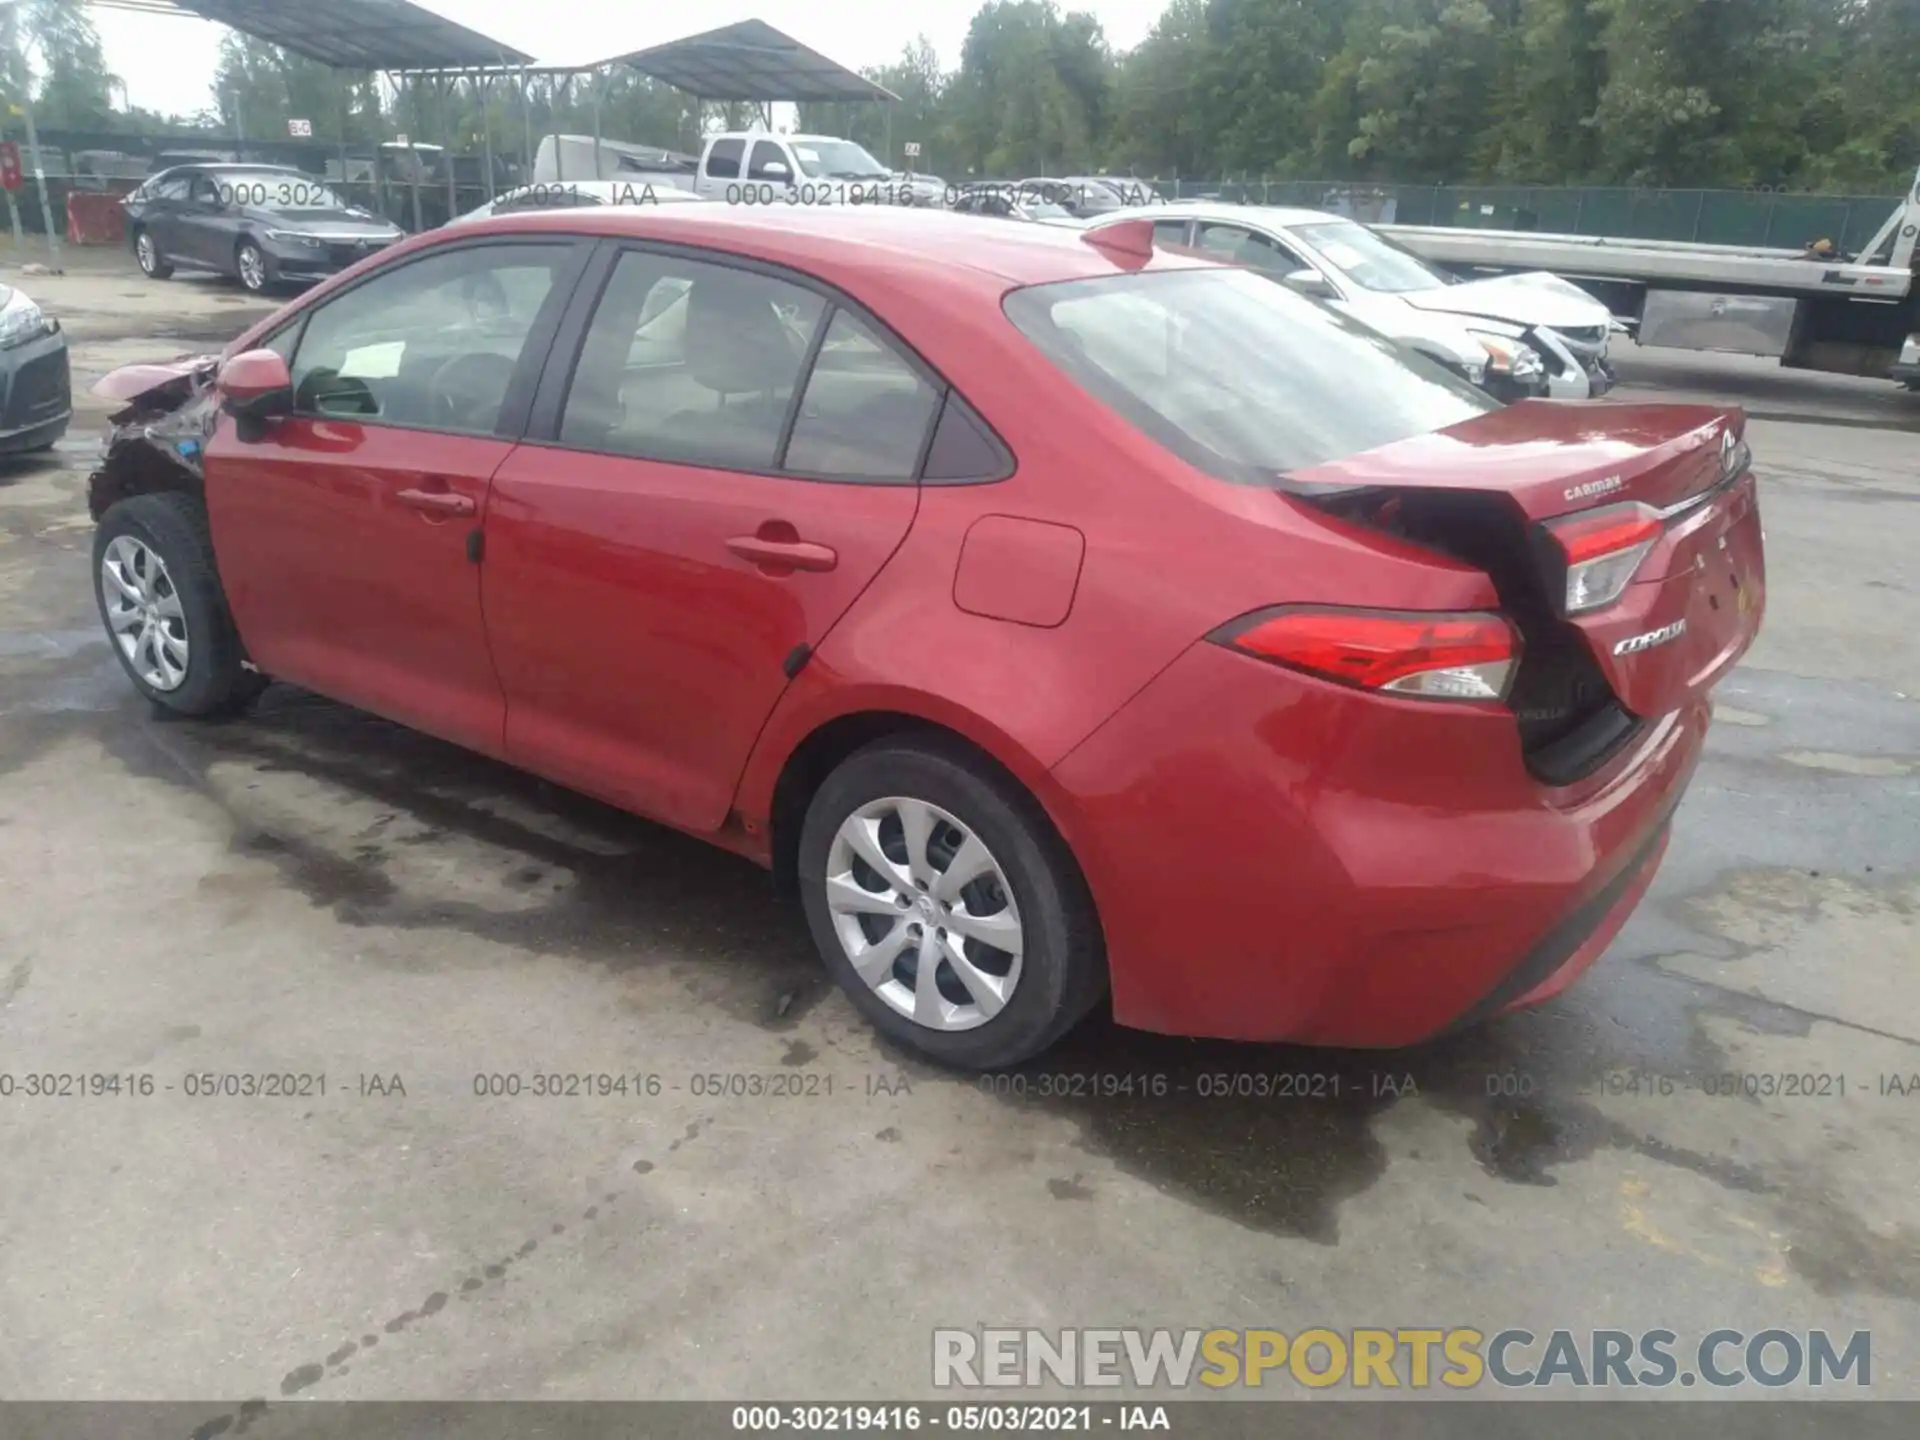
1545,502,1663,613
1212,606,1521,703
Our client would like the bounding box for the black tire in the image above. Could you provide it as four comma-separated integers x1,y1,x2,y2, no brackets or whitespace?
132,227,173,280
798,736,1107,1070
92,491,267,717
236,239,268,293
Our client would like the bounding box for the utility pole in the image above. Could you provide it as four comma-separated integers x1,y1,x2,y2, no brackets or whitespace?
19,86,63,271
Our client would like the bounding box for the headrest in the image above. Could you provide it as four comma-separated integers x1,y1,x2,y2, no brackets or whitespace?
684,278,800,396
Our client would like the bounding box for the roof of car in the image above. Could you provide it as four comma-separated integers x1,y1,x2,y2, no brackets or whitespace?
456,204,1221,288
496,181,706,202
159,162,308,175
1112,200,1343,228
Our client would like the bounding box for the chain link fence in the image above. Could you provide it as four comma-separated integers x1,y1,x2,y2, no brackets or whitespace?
1124,179,1906,255
7,129,1909,255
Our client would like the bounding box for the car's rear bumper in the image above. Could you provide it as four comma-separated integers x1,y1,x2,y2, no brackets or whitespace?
1049,641,1708,1046
0,328,72,453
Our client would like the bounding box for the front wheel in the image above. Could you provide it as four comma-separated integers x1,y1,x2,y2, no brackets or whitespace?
235,239,268,293
93,491,266,717
798,738,1106,1069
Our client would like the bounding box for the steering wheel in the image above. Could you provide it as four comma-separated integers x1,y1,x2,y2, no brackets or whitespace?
424,352,517,431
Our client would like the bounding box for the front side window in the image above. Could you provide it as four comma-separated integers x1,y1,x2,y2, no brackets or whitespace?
1003,268,1496,482
559,250,824,470
289,243,571,434
746,142,791,181
1291,221,1453,294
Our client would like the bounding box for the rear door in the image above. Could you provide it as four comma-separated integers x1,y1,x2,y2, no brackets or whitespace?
179,172,231,269
698,138,744,198
481,244,939,831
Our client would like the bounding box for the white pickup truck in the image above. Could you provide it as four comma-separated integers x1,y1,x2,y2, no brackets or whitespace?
533,131,948,208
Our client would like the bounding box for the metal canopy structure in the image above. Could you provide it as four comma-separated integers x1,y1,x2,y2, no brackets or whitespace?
597,20,897,104
168,0,533,68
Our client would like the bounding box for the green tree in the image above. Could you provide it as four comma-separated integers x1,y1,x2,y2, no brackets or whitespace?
23,0,120,131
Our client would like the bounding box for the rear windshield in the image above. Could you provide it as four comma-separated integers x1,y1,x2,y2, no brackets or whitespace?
1002,268,1496,481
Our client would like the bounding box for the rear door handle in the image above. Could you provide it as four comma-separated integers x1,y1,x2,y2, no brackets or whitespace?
397,487,476,519
726,534,838,573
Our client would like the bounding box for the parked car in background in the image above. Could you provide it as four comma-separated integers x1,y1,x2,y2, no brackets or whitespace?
84,207,1763,1069
124,164,407,292
535,129,949,208
1012,176,1159,218
0,281,71,455
1094,203,1615,400
448,181,709,227
948,183,1086,226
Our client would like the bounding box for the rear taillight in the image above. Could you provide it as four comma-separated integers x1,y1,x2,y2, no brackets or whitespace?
1545,502,1662,613
1211,606,1521,703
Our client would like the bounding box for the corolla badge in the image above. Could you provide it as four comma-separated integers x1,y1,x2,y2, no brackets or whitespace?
1566,475,1625,502
1613,619,1687,656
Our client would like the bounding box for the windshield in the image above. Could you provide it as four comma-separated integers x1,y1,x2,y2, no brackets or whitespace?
790,140,889,180
1003,268,1496,481
210,170,353,213
1291,221,1453,294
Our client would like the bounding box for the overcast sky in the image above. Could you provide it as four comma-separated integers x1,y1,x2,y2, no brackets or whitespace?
88,0,1172,121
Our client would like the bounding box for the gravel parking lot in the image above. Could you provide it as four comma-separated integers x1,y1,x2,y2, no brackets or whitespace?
1,250,1916,1411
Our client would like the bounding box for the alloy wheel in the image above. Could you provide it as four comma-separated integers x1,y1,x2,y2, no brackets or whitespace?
237,244,266,291
136,232,157,274
824,796,1024,1031
101,535,190,691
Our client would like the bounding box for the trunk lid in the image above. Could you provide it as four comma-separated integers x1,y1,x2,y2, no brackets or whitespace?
1290,400,1765,768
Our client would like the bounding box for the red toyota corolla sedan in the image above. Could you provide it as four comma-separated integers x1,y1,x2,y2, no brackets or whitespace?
86,205,1765,1069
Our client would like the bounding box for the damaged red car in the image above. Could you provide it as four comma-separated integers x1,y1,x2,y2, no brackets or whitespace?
85,207,1765,1068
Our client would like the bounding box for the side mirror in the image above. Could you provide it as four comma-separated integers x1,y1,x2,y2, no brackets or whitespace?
1284,268,1336,300
759,160,791,181
218,349,293,440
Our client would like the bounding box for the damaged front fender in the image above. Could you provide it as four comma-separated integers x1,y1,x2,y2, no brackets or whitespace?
86,354,222,521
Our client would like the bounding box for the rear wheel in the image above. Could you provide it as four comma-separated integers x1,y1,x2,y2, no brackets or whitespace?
93,491,266,717
798,738,1106,1069
133,227,173,280
235,239,268,293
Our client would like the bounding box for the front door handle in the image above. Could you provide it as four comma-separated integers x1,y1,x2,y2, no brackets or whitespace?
397,487,476,519
727,532,838,574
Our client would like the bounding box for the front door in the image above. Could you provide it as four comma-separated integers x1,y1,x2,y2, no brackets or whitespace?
203,238,585,757
482,246,938,831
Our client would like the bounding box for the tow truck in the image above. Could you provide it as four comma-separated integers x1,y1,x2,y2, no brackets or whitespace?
1377,167,1920,393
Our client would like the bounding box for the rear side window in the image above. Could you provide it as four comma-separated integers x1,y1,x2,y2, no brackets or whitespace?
785,311,941,480
1002,268,1496,481
705,139,743,180
558,250,824,470
556,249,944,483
